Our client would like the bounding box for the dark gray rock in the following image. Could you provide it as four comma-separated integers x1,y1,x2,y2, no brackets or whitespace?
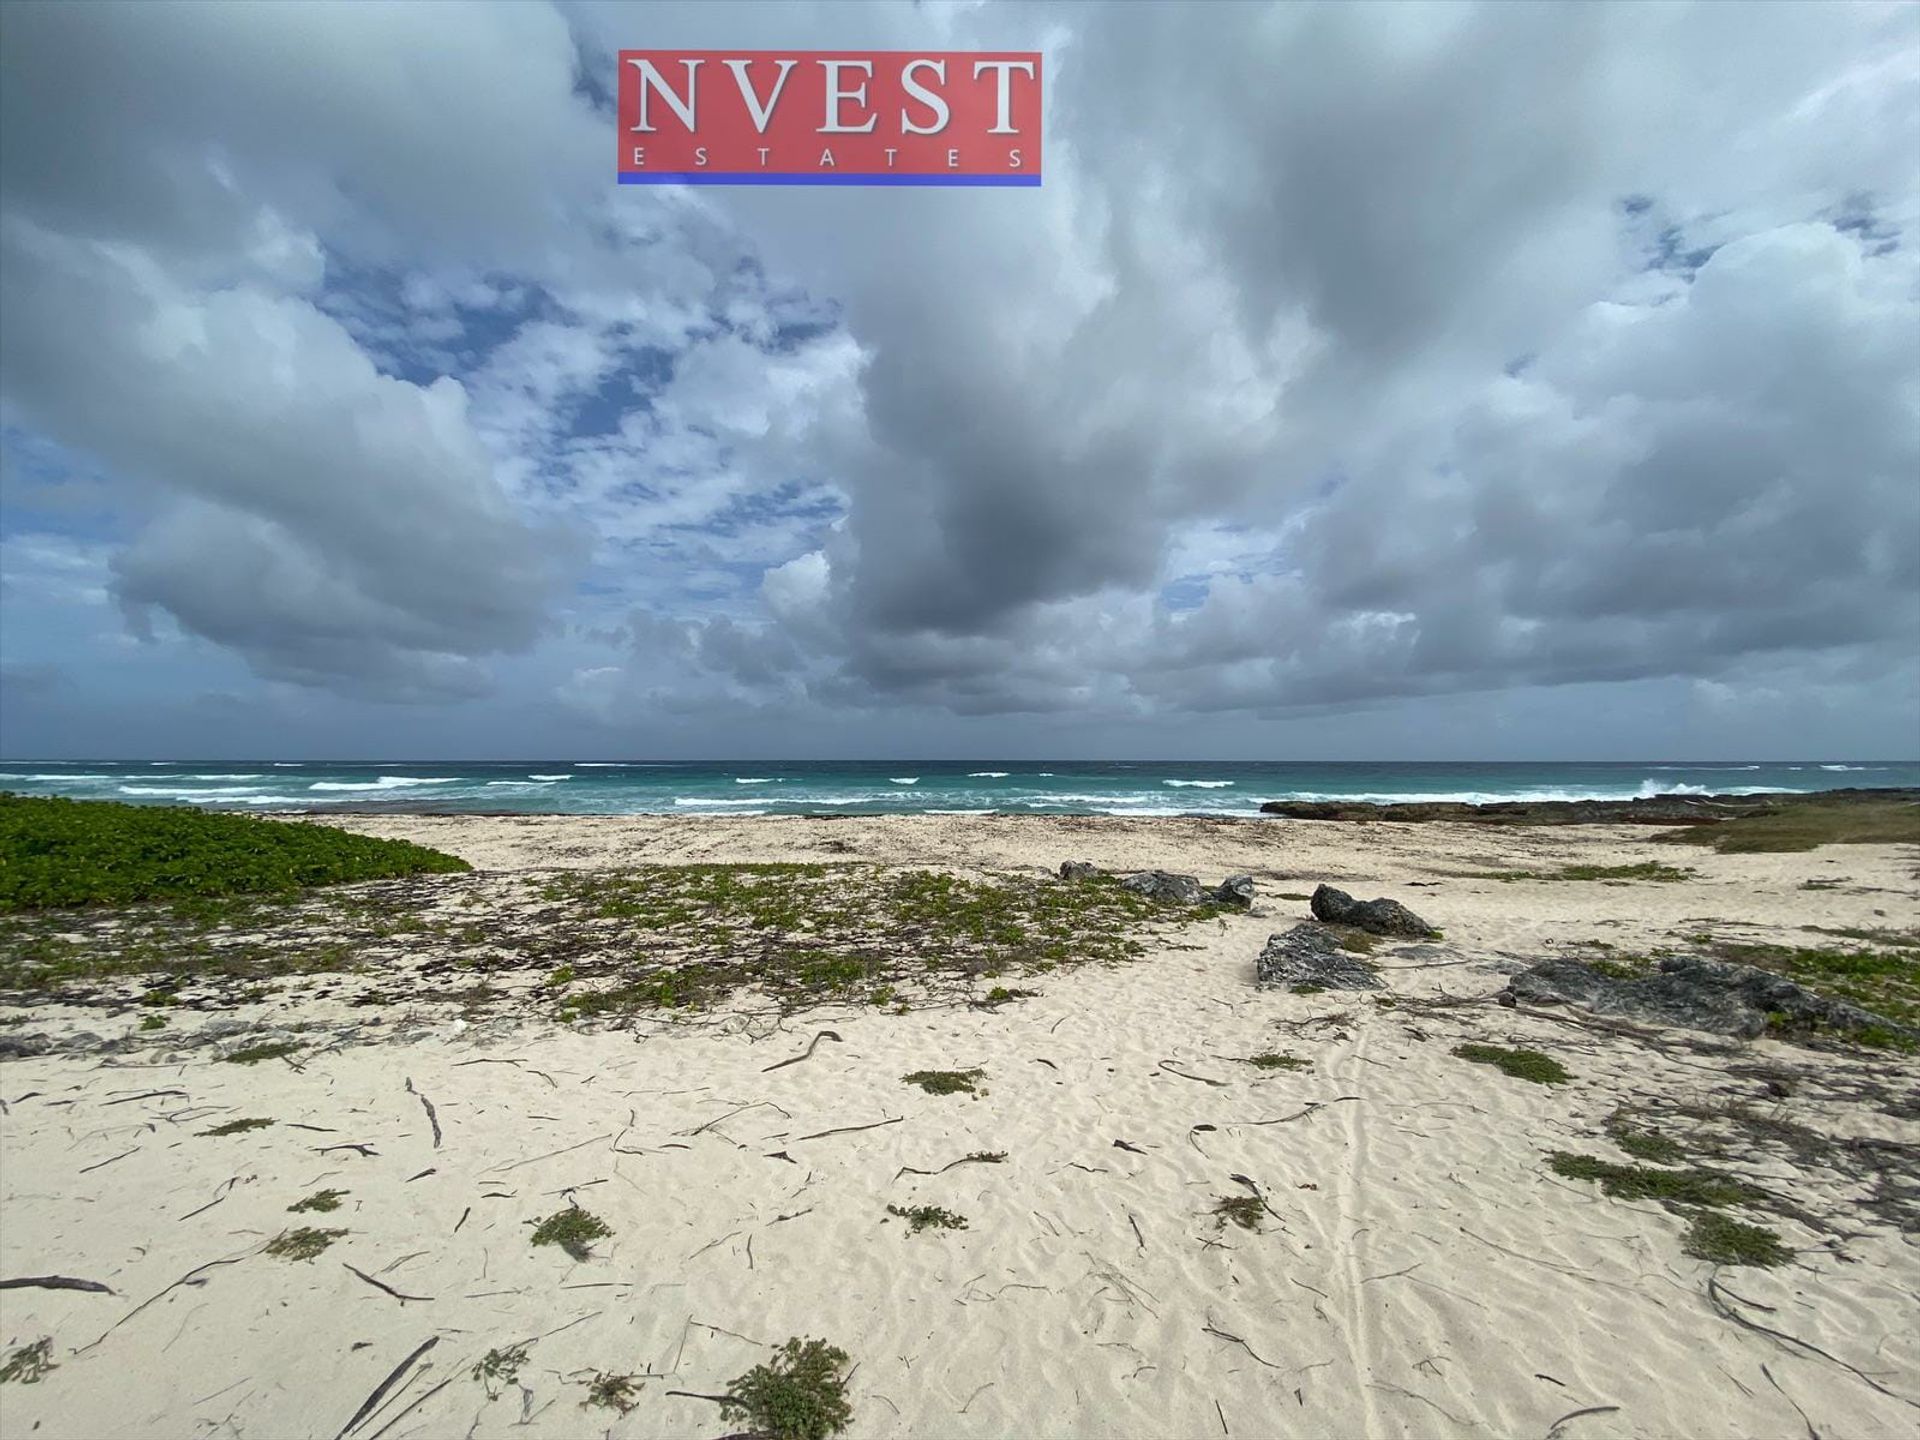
1058,861,1100,882
1212,874,1256,907
1121,870,1204,905
1254,923,1384,991
1311,884,1434,938
0,1032,54,1060
1501,955,1919,1043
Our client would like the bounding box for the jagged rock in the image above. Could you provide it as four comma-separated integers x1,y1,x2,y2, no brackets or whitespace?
1058,861,1100,882
1255,923,1384,990
1120,870,1204,905
1310,884,1434,937
1212,875,1256,907
1501,955,1919,1043
0,1032,54,1060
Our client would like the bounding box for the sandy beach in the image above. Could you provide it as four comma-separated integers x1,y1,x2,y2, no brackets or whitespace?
2,812,1916,1439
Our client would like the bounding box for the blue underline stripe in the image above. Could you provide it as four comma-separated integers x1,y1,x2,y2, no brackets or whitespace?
617,172,1041,187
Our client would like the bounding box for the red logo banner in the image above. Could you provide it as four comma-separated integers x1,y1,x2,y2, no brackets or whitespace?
616,51,1042,187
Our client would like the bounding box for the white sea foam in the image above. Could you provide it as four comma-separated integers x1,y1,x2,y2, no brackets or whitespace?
890,777,920,784
528,774,572,781
118,785,267,799
734,778,777,785
673,797,772,807
186,773,264,781
1820,764,1880,771
1163,779,1233,788
307,777,458,792
967,771,1010,778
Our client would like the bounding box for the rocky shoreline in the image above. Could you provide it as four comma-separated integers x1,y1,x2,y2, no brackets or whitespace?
1258,783,1920,825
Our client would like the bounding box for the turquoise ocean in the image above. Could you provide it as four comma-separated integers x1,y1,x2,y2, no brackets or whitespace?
1,760,1913,817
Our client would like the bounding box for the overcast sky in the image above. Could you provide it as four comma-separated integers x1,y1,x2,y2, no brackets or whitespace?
1,0,1916,760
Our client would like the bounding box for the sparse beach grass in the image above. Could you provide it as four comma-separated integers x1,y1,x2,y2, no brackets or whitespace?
0,1338,54,1385
264,1226,345,1261
1658,794,1920,853
1456,862,1695,883
0,841,1216,1026
1452,1043,1571,1084
1211,1195,1267,1231
903,1068,984,1095
721,1337,853,1440
1244,1051,1311,1070
531,1206,612,1260
886,1203,968,1233
289,1188,348,1213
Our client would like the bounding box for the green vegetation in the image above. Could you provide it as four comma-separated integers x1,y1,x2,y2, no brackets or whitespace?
1453,1043,1571,1085
1334,929,1379,955
200,1117,274,1136
472,1343,530,1398
1547,1152,1760,1209
265,1226,346,1261
224,1040,299,1065
1212,1195,1267,1232
582,1372,642,1414
139,1013,167,1030
289,1189,348,1214
541,864,1187,1018
886,1203,968,1234
0,856,1210,1029
1660,794,1920,853
1683,1212,1790,1267
1587,954,1654,980
721,1337,853,1440
1713,939,1917,1050
902,1068,984,1096
1245,1051,1311,1071
0,794,468,910
1462,862,1695,883
0,1338,54,1385
530,1206,612,1261
1608,1125,1685,1165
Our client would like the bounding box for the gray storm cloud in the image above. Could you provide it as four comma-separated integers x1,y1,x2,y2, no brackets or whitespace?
1,0,1915,745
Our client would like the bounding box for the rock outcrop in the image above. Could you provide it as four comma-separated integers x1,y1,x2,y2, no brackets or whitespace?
1057,861,1099,882
1499,955,1917,1043
1120,870,1204,906
1258,786,1920,827
1211,874,1256,907
1255,923,1383,990
1310,884,1434,938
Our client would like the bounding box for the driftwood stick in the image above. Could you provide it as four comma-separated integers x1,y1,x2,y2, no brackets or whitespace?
1158,1060,1228,1087
1544,1405,1623,1438
103,1089,188,1106
405,1079,442,1149
1707,1275,1916,1409
334,1335,439,1440
0,1275,114,1295
77,1247,254,1354
793,1116,902,1142
763,1029,843,1072
343,1264,432,1304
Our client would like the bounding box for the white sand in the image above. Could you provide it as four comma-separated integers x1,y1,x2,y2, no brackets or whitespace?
2,815,1916,1439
